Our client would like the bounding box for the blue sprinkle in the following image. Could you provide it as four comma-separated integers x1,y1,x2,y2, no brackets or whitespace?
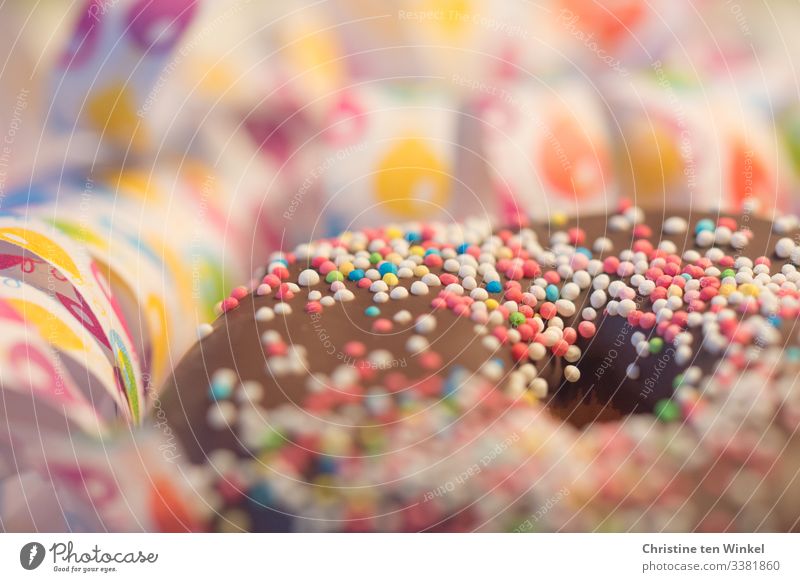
456,243,470,254
486,280,502,293
695,219,715,234
768,315,782,328
405,232,422,243
209,382,233,401
576,247,593,259
248,482,274,506
788,347,800,361
318,456,338,474
424,248,441,256
348,269,365,281
545,284,560,302
365,306,380,317
681,273,692,280
378,262,398,276
491,357,505,370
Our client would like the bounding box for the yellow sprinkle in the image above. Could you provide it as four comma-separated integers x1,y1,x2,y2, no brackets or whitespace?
485,299,499,311
382,273,399,286
719,283,736,297
384,252,402,264
498,247,513,259
739,283,760,297
552,212,568,226
522,391,538,406
667,284,683,297
339,261,355,276
410,245,425,256
413,265,430,277
385,227,403,240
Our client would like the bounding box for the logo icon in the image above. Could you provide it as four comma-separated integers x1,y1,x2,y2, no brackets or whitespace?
20,542,46,570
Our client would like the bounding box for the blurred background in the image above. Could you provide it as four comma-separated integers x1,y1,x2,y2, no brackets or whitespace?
1,0,800,530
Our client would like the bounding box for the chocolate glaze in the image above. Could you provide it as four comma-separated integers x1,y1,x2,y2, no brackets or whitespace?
159,209,798,530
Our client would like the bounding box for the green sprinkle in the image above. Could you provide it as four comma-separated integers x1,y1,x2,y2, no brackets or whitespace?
672,374,684,388
325,270,344,283
721,268,736,279
369,252,382,264
649,337,664,354
509,312,526,327
654,399,680,422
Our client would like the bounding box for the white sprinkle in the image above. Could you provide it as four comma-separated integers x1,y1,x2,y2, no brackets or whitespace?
334,289,355,302
390,286,409,300
555,299,576,317
394,310,412,324
297,269,319,287
255,306,275,322
590,289,607,309
528,343,547,361
370,280,389,293
308,290,322,301
410,281,430,295
207,401,237,430
373,292,389,303
564,365,581,383
415,314,437,334
664,216,687,234
320,295,335,307
731,231,748,250
776,237,796,259
529,378,548,398
406,335,429,353
582,307,597,321
695,230,714,247
256,284,272,296
197,323,214,339
626,364,640,379
421,273,441,286
593,237,613,253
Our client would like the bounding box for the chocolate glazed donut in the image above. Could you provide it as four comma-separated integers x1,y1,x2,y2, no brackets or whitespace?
158,207,800,532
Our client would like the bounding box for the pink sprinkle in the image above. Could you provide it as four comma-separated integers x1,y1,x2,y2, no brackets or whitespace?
562,327,577,344
357,278,371,288
506,265,524,280
221,297,239,312
276,283,294,301
511,343,528,362
718,255,734,268
372,319,393,333
521,293,538,307
517,323,534,341
344,341,366,358
505,288,523,302
319,260,337,275
523,260,541,278
419,351,442,369
578,321,596,338
305,301,322,314
453,303,470,317
567,227,585,245
431,297,448,309
755,256,771,267
493,326,509,343
633,224,652,239
440,273,458,286
272,266,290,280
603,257,620,274
263,274,281,287
717,217,737,230
543,271,560,284
626,310,641,327
424,254,443,268
551,340,569,357
539,302,557,319
639,312,656,329
231,286,249,300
